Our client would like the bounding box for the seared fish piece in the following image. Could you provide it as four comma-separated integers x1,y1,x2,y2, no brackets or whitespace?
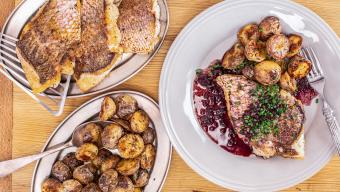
117,0,160,54
216,74,305,159
17,0,81,93
74,0,122,92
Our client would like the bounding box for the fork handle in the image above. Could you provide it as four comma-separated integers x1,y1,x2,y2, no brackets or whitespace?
323,101,340,156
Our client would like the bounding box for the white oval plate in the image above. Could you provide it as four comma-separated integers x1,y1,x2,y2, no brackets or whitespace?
31,90,172,192
1,0,168,98
159,0,340,191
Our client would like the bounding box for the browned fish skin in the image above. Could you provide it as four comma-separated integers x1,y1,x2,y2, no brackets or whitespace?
117,0,158,53
17,0,81,84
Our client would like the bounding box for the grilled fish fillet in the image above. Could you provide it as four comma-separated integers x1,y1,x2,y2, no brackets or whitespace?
216,75,305,159
116,0,160,54
73,0,122,92
16,0,81,93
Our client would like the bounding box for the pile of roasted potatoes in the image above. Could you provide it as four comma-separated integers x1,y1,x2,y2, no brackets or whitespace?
42,94,156,192
222,16,312,92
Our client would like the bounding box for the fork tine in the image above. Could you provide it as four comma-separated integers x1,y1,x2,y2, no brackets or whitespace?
301,48,315,79
0,33,18,42
0,61,29,84
0,55,24,73
307,47,324,76
0,49,21,63
0,38,17,47
0,43,18,55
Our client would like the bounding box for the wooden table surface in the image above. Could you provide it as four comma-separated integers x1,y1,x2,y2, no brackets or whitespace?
0,0,340,191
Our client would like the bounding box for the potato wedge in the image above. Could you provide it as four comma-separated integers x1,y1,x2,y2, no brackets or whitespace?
254,61,282,85
140,144,156,170
259,16,282,40
118,134,145,158
115,95,138,118
42,178,64,192
238,23,260,45
288,55,312,79
245,40,266,62
287,34,303,57
130,110,150,133
101,123,124,149
132,169,149,187
51,161,72,182
99,96,117,121
98,169,119,192
266,34,290,60
62,179,82,192
116,158,140,176
221,42,245,69
75,143,98,161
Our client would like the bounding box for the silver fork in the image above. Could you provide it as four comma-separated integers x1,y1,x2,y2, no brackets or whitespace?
301,47,340,156
0,32,70,116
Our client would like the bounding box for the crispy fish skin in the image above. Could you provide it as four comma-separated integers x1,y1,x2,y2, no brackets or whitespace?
16,0,81,93
74,0,121,92
117,0,160,54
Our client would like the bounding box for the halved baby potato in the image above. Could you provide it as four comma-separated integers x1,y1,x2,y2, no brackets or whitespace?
115,95,138,118
62,152,83,171
116,158,140,176
245,40,266,62
101,123,124,149
92,148,113,168
142,127,156,144
134,188,142,192
266,34,290,60
62,179,82,192
99,96,117,121
287,34,303,57
279,72,297,93
118,134,145,158
76,123,102,145
112,118,131,131
221,42,245,69
82,183,101,192
51,161,72,182
288,55,312,79
132,169,149,188
114,176,134,192
100,155,121,173
238,23,260,45
72,164,96,185
259,16,282,40
75,143,98,161
98,169,119,192
130,110,150,133
254,61,282,85
140,144,156,170
42,178,64,192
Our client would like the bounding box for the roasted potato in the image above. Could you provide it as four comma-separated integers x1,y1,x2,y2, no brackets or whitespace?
62,152,83,171
112,118,131,131
115,95,138,118
254,61,282,85
132,169,149,187
245,40,266,62
100,155,121,173
238,23,260,45
288,55,312,79
266,34,290,60
51,161,72,182
42,178,64,192
98,169,119,192
99,96,117,121
279,72,297,93
73,164,96,184
81,183,101,192
63,179,83,192
287,34,303,57
118,134,145,158
242,65,255,80
114,176,134,192
221,42,245,69
259,16,282,40
76,123,102,145
133,188,142,192
140,144,156,170
101,123,124,149
75,143,98,161
92,148,113,168
130,110,150,133
142,127,156,144
116,158,140,176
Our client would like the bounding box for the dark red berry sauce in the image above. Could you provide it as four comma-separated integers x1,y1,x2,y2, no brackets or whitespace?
295,77,318,105
193,61,252,157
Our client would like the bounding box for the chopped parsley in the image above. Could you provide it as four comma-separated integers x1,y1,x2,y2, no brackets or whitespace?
315,98,319,104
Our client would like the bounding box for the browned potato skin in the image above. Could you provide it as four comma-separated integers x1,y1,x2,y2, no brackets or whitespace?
245,40,266,62
221,42,245,69
98,169,119,192
81,183,101,192
92,148,113,168
287,34,303,57
62,152,83,171
112,118,131,131
116,158,140,176
42,178,64,192
266,34,290,60
142,127,156,144
280,72,297,93
130,110,150,133
99,96,117,121
288,55,312,79
140,144,156,170
51,161,72,182
115,95,138,118
101,123,124,149
242,65,255,80
254,61,282,85
73,164,96,184
63,179,83,192
238,23,260,45
132,169,149,187
76,123,102,145
75,143,98,161
133,188,142,192
100,155,121,173
114,176,134,192
118,134,145,158
259,16,282,40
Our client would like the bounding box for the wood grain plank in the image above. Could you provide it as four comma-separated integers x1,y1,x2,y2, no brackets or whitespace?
0,0,15,192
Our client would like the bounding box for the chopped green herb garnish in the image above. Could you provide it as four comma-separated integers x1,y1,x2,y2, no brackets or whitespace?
196,69,203,75
316,98,319,104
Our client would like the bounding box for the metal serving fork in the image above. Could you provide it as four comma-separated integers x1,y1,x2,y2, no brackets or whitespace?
0,32,70,116
301,47,340,156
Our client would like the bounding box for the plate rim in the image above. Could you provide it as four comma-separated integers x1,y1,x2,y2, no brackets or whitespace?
159,0,339,191
1,0,169,98
30,90,172,192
